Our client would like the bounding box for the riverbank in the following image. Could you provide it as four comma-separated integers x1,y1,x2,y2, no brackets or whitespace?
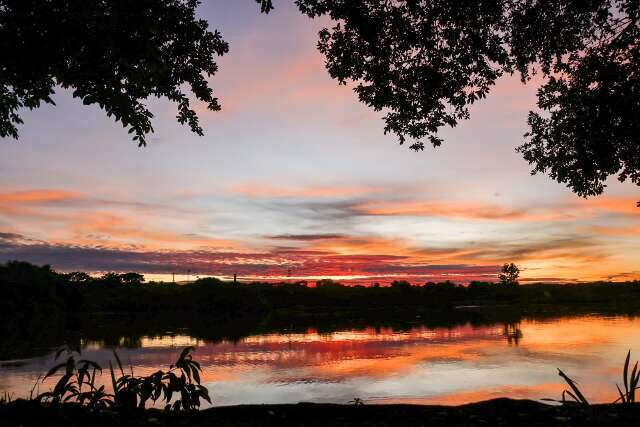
2,398,639,426
4,262,640,334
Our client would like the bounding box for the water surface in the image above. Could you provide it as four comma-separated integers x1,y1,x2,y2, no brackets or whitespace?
2,313,639,406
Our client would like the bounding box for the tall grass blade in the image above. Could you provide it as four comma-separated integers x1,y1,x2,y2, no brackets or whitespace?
623,350,630,397
616,384,626,403
630,361,638,402
558,368,589,405
113,350,125,377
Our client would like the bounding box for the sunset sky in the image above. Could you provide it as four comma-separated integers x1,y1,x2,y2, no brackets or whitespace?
0,1,638,284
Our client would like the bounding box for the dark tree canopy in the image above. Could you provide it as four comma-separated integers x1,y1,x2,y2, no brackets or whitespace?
1,0,638,200
294,0,639,199
0,0,231,146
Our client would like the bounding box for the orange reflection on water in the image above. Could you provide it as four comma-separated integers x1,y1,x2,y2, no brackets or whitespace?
3,315,640,406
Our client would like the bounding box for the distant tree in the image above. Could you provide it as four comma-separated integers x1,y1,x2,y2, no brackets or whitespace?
193,277,223,286
119,272,145,285
98,272,123,286
3,0,638,201
499,263,520,286
390,280,412,290
468,281,490,294
0,261,58,286
315,278,343,288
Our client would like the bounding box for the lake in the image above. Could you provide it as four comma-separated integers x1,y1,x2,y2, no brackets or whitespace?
1,311,639,406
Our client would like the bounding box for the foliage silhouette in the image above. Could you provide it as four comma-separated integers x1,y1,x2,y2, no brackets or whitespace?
548,350,640,406
0,0,231,146
295,0,640,199
556,368,590,406
36,346,210,411
615,350,640,404
1,0,637,200
499,263,520,286
3,261,640,336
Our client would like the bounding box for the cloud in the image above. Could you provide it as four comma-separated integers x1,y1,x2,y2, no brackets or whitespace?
606,271,640,281
352,200,578,222
226,185,638,225
0,232,24,241
0,232,498,283
267,233,349,241
0,189,83,218
0,186,635,283
0,189,80,204
229,183,382,199
0,227,609,284
578,197,640,216
67,212,240,250
588,225,640,236
446,235,606,265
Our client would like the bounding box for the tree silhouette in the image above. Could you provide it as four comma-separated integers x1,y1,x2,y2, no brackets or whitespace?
295,0,639,199
2,0,638,200
499,263,520,286
0,0,246,146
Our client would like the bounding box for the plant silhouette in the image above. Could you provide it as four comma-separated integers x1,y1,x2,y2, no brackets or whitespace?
499,263,520,286
548,350,640,406
35,346,210,411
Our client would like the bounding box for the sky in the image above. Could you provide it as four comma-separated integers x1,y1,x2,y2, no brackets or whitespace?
0,1,638,284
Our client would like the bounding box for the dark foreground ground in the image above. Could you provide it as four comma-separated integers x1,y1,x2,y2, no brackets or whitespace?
2,399,640,426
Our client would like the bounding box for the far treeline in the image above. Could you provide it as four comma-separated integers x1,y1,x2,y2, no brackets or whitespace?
2,261,640,323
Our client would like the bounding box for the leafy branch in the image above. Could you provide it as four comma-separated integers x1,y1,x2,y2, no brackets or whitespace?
35,346,210,412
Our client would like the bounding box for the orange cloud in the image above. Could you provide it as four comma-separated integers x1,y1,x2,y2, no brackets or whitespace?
0,189,80,204
588,225,640,236
353,200,579,222
69,212,241,251
229,183,382,199
0,189,82,219
0,188,245,252
577,197,640,216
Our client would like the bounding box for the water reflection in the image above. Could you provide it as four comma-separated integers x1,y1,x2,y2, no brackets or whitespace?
503,322,523,345
1,312,640,406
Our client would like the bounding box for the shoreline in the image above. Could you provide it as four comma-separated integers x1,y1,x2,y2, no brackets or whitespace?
2,398,640,426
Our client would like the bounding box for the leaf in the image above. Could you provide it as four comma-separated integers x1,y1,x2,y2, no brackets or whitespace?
53,373,73,398
631,361,639,403
178,346,195,363
616,384,626,404
192,367,200,385
113,350,125,377
77,367,86,389
44,362,67,379
624,350,630,395
55,348,66,360
65,356,75,376
183,364,192,383
198,385,211,404
109,361,118,397
558,368,589,406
